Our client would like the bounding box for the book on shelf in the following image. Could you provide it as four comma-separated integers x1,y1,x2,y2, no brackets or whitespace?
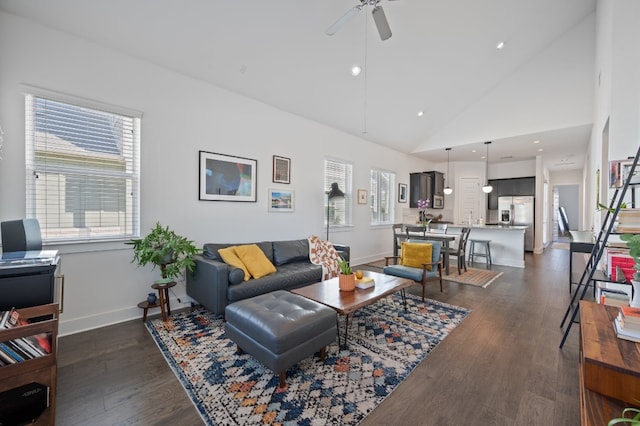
0,308,52,364
620,306,640,324
599,288,630,307
613,316,640,343
0,342,25,363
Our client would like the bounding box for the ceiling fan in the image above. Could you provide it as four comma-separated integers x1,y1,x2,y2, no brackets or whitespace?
325,0,399,41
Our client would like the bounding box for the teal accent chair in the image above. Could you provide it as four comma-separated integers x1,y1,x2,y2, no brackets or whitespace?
383,239,443,302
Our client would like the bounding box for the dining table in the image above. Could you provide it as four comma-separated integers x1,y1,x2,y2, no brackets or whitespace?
394,225,457,275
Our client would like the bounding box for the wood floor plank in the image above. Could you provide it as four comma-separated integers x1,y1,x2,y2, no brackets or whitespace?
56,247,583,425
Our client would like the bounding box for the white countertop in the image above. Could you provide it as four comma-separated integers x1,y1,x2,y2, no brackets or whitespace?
449,224,528,230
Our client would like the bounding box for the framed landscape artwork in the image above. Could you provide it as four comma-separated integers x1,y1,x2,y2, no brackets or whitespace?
199,151,257,202
272,155,291,184
398,183,407,203
268,188,294,212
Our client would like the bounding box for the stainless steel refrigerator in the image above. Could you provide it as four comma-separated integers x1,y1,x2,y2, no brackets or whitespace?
498,196,535,251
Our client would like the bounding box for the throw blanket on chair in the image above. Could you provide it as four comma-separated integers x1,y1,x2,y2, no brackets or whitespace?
308,235,341,280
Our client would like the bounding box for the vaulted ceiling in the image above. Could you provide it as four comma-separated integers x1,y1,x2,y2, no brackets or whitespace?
0,0,597,170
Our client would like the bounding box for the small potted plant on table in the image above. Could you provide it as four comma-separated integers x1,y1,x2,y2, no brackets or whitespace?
337,257,355,292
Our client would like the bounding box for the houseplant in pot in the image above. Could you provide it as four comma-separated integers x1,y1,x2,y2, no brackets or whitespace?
127,222,199,284
620,233,640,307
337,256,355,292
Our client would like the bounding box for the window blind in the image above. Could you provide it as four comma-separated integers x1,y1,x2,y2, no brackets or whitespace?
324,158,352,227
25,94,140,243
370,168,395,224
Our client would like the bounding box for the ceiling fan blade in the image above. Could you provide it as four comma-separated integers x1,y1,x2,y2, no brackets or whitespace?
325,5,363,36
371,5,392,40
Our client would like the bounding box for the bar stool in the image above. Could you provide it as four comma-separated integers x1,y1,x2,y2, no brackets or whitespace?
468,239,492,269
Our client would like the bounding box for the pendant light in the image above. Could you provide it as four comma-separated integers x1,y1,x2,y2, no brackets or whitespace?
482,141,493,193
443,148,453,195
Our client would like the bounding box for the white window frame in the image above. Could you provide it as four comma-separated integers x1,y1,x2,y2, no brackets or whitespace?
369,168,395,225
324,158,353,230
24,87,141,244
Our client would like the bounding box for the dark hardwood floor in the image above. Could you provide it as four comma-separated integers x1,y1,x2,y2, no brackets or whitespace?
56,245,583,425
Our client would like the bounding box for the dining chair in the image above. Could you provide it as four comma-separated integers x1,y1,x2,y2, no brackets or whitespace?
446,227,471,274
383,239,443,301
428,223,448,234
392,223,405,256
405,225,426,237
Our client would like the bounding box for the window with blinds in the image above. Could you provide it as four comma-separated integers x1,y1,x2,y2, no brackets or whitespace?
25,93,140,243
370,168,395,224
324,158,352,228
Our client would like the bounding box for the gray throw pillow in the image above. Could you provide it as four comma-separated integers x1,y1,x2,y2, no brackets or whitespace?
228,267,245,285
273,239,309,266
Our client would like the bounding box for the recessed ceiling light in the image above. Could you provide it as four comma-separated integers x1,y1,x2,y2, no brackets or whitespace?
472,149,477,153
538,148,543,152
417,111,424,117
496,41,505,50
351,66,361,76
533,140,540,144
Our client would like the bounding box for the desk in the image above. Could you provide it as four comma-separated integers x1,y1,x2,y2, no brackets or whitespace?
569,231,594,294
579,301,640,424
397,231,456,275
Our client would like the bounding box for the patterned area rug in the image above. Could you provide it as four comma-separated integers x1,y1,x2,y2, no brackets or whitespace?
361,260,502,288
146,293,469,425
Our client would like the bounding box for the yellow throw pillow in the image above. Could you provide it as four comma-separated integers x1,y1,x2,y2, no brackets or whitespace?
234,244,277,279
218,246,251,281
401,242,433,271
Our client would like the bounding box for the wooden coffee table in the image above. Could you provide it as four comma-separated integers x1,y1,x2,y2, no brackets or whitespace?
291,271,414,349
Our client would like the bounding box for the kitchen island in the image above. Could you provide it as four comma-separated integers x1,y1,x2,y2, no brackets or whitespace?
448,224,527,268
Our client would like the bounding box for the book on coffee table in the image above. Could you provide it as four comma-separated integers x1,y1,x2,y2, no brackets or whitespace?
356,277,374,289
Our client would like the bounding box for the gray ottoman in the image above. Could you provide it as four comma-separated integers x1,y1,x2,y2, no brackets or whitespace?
225,290,336,388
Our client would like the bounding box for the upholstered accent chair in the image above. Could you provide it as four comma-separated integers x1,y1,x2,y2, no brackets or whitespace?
383,239,443,301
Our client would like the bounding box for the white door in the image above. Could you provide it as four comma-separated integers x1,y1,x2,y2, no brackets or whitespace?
458,177,482,224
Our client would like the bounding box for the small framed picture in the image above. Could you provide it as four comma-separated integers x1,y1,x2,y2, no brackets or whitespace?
398,183,407,203
272,155,291,184
357,189,368,205
268,188,294,212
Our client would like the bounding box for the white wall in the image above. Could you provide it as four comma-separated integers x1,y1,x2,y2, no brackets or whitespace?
0,11,432,335
550,169,584,230
490,160,536,180
586,0,640,233
557,185,580,230
415,13,595,150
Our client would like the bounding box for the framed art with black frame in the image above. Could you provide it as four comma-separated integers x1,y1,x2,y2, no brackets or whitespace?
398,183,407,203
198,151,257,202
272,155,291,184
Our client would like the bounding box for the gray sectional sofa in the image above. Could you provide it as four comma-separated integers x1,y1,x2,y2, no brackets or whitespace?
186,239,350,315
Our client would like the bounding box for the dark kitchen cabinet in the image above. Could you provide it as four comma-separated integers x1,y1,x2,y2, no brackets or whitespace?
498,179,518,196
430,171,444,197
487,180,499,210
409,172,432,208
518,177,535,195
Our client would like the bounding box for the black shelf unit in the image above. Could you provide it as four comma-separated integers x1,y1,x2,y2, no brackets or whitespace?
559,146,640,348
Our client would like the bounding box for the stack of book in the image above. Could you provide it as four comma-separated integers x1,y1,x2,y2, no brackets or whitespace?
614,306,640,343
0,308,51,366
